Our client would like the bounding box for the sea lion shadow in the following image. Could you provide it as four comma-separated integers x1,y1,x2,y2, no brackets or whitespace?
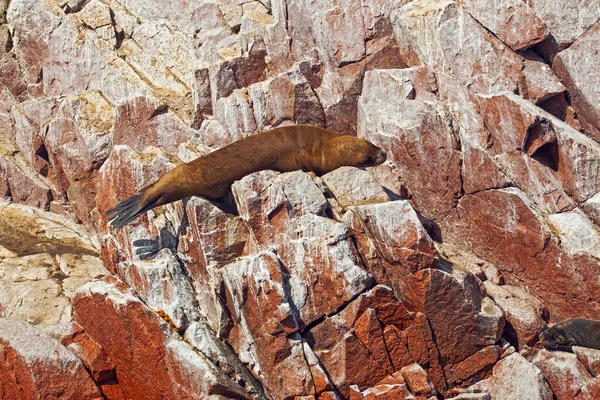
133,228,179,261
132,194,239,261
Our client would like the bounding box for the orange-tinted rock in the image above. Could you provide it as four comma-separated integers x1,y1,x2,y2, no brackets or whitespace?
400,363,436,397
401,269,504,368
61,323,116,384
450,346,500,384
354,308,394,375
456,188,600,320
73,277,251,399
0,318,102,399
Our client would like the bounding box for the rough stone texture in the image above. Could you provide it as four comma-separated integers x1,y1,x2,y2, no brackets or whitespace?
532,349,592,400
525,0,600,49
4,0,600,398
574,346,600,377
458,0,548,50
322,166,390,208
73,277,252,399
484,283,549,350
471,353,553,400
0,318,102,399
553,22,600,136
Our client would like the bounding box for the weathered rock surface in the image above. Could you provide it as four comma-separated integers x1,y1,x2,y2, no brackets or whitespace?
0,318,102,399
3,0,600,398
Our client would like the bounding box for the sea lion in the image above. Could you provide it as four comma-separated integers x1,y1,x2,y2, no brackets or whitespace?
105,125,387,228
539,318,600,351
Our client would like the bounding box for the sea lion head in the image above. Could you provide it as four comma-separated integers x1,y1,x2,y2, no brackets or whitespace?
539,320,576,351
331,136,387,168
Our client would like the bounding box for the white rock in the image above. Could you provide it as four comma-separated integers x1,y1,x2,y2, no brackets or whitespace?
532,349,592,400
470,352,553,400
322,166,390,208
548,210,600,259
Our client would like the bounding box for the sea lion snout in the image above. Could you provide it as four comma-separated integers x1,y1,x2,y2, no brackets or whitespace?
375,149,387,165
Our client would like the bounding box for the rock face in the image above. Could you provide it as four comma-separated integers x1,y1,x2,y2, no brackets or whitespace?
2,0,600,398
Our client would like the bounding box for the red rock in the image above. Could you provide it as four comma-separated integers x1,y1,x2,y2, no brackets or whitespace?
248,67,325,131
456,187,600,320
532,349,592,400
401,269,503,368
477,92,600,206
577,376,600,400
6,0,60,87
354,308,394,375
219,252,323,399
0,318,102,399
450,345,500,384
350,385,365,400
73,277,251,399
309,286,413,396
95,145,176,235
61,323,116,384
192,68,212,128
0,155,52,209
400,363,436,397
208,38,267,101
383,324,414,371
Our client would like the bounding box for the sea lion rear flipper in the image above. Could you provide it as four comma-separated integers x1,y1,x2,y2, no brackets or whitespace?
105,191,160,228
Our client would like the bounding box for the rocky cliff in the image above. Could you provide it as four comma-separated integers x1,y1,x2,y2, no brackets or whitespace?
2,0,600,398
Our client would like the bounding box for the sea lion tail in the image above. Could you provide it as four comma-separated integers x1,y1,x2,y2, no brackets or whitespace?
104,190,159,229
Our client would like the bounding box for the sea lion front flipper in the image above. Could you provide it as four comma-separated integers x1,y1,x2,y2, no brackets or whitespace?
105,190,160,228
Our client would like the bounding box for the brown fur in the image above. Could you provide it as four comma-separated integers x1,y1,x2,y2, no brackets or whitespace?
540,318,600,351
106,125,386,228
